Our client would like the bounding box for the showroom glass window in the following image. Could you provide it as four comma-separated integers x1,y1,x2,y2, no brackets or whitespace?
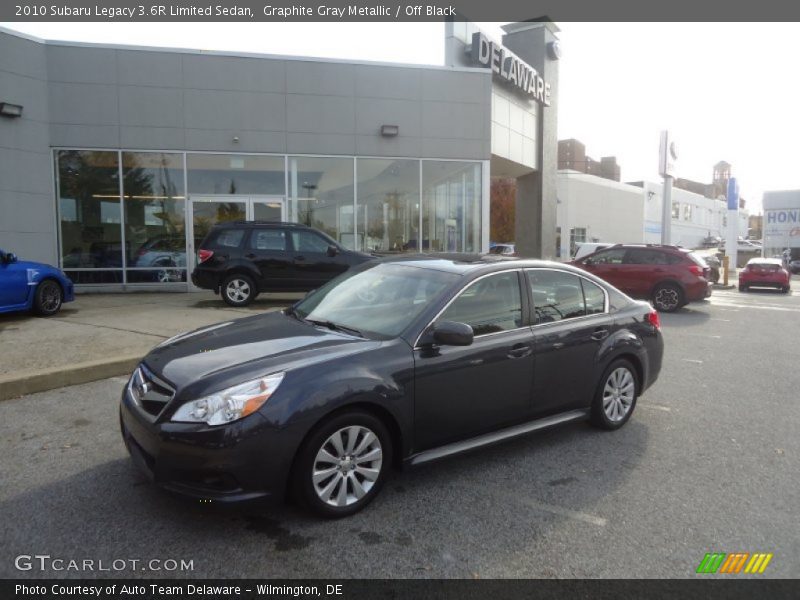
288,157,354,249
186,154,285,196
357,158,420,253
57,150,122,284
123,152,186,283
422,161,481,253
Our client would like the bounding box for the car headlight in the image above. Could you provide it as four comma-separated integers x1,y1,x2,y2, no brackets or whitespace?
171,372,285,426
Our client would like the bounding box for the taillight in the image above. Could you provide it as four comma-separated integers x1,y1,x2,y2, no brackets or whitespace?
646,309,661,331
688,265,703,277
198,249,214,263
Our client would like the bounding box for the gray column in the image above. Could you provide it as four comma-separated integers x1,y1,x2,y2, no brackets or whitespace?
503,22,560,260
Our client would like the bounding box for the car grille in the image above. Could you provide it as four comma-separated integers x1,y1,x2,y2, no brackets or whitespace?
129,364,175,420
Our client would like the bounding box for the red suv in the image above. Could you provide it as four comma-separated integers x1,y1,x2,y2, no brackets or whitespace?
571,244,712,312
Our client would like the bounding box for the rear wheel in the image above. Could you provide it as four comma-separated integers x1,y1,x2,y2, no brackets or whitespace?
783,286,791,294
33,279,63,316
590,359,639,430
652,283,683,312
293,410,392,518
221,273,256,307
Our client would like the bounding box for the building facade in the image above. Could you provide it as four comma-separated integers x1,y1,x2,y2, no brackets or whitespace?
557,170,749,257
762,190,800,260
0,22,559,290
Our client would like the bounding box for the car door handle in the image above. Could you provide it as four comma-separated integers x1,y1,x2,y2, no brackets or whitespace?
653,268,664,273
294,255,306,261
591,328,609,341
508,343,532,359
245,253,256,259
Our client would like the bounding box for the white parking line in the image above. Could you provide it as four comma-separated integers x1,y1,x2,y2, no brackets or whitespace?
712,301,800,312
640,404,672,412
520,498,608,527
682,359,704,364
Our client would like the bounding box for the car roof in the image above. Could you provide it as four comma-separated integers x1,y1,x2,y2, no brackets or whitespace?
747,257,781,265
373,253,587,276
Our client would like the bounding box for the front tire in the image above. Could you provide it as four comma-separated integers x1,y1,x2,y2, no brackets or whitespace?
590,359,639,430
739,284,747,292
652,283,684,312
33,279,63,316
221,273,256,307
293,411,392,518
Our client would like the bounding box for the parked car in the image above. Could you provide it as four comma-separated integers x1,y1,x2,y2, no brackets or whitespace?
191,222,374,307
571,244,712,312
132,236,187,282
0,249,75,316
790,259,800,275
488,243,516,256
738,258,791,293
573,242,614,261
121,256,663,517
701,235,723,248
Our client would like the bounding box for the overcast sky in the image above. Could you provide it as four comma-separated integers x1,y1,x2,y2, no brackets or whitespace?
5,21,800,214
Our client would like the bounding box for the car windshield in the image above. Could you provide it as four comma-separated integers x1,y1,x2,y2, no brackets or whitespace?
293,263,459,338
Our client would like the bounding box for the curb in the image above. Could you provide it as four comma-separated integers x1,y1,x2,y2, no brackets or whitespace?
0,355,142,401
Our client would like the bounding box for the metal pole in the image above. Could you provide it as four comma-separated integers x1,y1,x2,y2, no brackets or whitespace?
661,176,673,245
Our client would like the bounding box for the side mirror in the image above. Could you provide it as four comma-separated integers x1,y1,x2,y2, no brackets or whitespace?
432,320,474,346
326,245,339,257
4,252,17,264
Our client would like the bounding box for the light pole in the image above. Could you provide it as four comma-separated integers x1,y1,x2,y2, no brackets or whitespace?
659,131,678,245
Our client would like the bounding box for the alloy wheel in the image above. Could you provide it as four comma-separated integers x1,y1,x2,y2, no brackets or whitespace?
225,278,251,303
602,367,635,422
653,287,680,311
312,426,383,507
40,282,62,313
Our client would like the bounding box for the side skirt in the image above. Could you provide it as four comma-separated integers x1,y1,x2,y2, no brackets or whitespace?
405,409,590,467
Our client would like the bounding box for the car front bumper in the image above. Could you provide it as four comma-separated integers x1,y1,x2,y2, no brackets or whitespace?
119,386,298,504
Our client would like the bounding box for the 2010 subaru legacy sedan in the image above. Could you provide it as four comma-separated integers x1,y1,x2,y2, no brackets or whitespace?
120,256,663,517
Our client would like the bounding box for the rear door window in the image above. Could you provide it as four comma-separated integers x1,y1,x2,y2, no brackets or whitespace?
626,249,669,265
581,279,607,315
527,269,587,324
250,229,287,251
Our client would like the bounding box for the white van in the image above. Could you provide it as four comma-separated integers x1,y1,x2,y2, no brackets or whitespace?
572,242,616,261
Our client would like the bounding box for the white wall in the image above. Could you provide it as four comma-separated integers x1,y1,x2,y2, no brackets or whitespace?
556,171,645,258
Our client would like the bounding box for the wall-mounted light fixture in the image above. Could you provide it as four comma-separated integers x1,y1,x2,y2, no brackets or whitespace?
380,124,399,137
0,102,23,118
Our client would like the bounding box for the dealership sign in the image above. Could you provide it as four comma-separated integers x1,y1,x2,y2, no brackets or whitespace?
470,33,551,106
764,208,800,246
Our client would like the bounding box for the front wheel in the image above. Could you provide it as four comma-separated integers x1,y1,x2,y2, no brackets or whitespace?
652,283,684,312
590,359,639,430
293,411,392,518
221,273,256,307
33,280,63,316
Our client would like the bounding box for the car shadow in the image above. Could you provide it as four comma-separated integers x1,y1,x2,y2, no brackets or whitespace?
658,305,712,327
0,419,649,578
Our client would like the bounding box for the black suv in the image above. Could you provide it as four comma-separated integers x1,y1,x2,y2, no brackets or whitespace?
191,222,373,306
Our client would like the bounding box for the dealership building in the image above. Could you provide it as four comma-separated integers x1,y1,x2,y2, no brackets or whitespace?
0,21,559,289
762,190,800,260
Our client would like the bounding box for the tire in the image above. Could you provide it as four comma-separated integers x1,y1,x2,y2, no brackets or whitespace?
783,286,791,294
739,284,746,292
651,283,684,312
221,273,256,307
590,359,639,431
711,268,720,284
293,410,392,518
33,279,63,316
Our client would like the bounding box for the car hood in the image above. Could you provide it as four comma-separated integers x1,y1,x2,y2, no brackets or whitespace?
143,311,381,390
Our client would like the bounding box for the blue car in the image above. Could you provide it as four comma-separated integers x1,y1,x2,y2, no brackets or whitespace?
0,249,75,316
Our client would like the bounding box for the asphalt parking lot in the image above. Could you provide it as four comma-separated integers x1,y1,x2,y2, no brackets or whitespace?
1,284,798,579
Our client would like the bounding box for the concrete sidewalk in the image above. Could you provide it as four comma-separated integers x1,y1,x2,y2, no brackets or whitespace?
0,291,300,400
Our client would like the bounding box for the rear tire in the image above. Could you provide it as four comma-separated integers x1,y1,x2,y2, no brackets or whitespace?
590,359,639,431
652,283,683,312
293,410,392,518
33,279,63,316
783,286,791,294
221,273,256,307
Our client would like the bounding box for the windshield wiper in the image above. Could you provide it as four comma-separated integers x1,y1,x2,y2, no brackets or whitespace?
306,318,364,338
